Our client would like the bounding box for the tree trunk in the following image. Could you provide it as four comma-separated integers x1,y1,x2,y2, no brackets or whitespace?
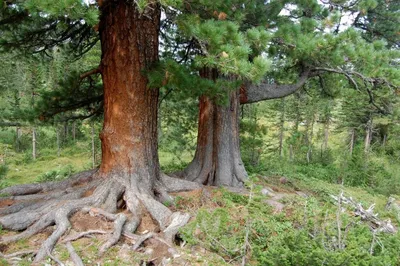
72,121,76,142
349,128,355,156
91,122,95,168
278,98,285,157
15,127,21,153
57,126,61,157
364,118,372,152
180,69,247,187
323,118,330,151
98,0,161,192
0,3,198,260
64,122,68,142
289,144,294,161
306,113,315,163
32,128,36,160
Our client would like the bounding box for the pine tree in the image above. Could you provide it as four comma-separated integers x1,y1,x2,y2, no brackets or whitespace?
178,0,399,186
0,0,398,262
1,1,194,261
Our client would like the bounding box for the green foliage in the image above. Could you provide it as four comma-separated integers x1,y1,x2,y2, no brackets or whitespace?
36,164,75,183
0,164,8,180
181,207,245,259
240,104,268,167
181,184,400,265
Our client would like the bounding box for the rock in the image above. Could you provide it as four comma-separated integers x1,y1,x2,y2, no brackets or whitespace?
264,199,285,213
271,193,288,201
280,177,288,184
261,187,275,197
144,248,154,255
296,191,308,198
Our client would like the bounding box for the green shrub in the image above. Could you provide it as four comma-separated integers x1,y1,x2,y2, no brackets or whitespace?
181,185,400,265
0,164,8,179
36,164,75,183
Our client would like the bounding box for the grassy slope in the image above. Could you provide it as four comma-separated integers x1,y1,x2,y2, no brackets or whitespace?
0,118,400,264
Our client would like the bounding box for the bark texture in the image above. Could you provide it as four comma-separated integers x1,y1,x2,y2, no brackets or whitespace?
181,69,247,187
240,69,311,104
99,0,161,193
181,69,314,187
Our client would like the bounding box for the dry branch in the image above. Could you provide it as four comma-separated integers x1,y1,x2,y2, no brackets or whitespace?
331,193,397,234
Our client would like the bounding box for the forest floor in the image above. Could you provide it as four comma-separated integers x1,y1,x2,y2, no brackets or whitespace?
1,173,399,265
0,146,400,265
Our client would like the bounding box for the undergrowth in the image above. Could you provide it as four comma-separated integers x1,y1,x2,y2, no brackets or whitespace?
36,164,76,182
180,179,400,265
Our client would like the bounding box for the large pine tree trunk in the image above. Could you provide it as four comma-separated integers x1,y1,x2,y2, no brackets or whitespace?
98,0,161,193
181,70,247,187
0,2,196,260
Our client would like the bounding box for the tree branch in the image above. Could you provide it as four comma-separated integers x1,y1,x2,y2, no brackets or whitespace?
40,95,103,120
312,67,397,114
241,69,311,104
79,68,101,80
0,121,24,127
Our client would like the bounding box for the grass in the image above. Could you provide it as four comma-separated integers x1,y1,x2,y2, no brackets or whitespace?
0,167,399,265
4,149,91,185
0,119,399,265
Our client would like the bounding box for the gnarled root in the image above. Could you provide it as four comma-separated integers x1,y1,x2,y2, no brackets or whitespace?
0,170,201,263
65,242,84,266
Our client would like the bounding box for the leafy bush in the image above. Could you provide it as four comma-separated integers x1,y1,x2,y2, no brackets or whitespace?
180,186,400,265
36,164,75,183
181,208,245,259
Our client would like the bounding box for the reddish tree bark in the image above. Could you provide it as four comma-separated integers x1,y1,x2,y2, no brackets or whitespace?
181,69,313,187
181,69,247,187
99,0,161,193
0,2,196,261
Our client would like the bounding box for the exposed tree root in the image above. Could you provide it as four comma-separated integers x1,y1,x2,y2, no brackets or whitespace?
65,242,84,266
0,170,201,263
81,207,129,254
1,249,37,259
0,169,97,197
163,212,191,244
62,230,108,242
132,232,154,251
46,249,65,266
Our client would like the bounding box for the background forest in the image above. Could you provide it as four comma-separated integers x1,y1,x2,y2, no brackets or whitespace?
1,46,399,195
0,0,400,265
